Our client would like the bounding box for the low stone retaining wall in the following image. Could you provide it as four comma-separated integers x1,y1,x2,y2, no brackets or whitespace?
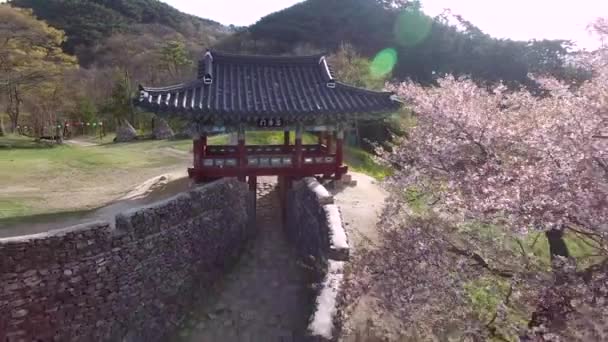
0,178,254,342
285,177,350,341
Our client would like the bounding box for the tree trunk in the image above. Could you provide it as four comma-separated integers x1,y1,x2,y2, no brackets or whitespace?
55,125,63,144
7,86,22,133
527,228,572,335
545,228,570,260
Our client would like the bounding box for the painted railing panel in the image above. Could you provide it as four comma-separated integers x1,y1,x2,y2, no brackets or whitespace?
206,144,329,156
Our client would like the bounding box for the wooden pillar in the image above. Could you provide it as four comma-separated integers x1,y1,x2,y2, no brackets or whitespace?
327,131,333,154
278,176,285,222
249,175,257,209
317,132,323,145
336,129,344,167
193,136,201,169
248,175,257,191
201,134,207,157
294,125,303,168
238,127,246,182
284,131,290,146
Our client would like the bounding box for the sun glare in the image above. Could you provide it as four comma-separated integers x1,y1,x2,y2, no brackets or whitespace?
393,8,433,47
371,48,398,78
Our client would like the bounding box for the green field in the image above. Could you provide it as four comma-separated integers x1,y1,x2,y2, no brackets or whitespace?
0,135,187,180
0,135,191,220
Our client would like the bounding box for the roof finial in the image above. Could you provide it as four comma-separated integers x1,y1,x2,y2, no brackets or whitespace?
319,56,335,88
203,50,213,85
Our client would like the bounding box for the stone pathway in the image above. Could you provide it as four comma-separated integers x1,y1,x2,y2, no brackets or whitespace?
177,180,312,342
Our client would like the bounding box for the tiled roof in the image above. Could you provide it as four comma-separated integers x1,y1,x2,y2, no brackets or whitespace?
136,50,402,122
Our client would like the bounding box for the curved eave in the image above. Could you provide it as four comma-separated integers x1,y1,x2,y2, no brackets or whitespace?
139,80,202,93
136,90,401,123
333,82,394,97
134,101,400,123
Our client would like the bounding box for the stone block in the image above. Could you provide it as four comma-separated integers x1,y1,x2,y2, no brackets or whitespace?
340,174,352,183
323,205,349,261
307,260,345,340
303,177,334,205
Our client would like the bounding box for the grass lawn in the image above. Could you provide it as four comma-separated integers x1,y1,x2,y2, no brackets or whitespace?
345,146,392,180
0,136,186,179
0,131,389,222
0,134,191,220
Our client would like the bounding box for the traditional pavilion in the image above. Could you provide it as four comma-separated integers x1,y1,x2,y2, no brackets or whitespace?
135,50,401,192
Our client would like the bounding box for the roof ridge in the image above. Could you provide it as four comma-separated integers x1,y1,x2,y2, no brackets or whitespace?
208,50,327,64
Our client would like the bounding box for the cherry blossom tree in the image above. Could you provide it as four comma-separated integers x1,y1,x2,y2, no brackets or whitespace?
345,44,607,340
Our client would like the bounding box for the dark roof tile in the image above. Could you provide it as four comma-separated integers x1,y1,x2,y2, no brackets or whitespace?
137,50,401,122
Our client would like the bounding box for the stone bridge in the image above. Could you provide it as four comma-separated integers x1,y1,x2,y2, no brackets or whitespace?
0,177,350,342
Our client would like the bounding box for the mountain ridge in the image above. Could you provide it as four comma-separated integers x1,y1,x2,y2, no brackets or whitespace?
8,0,230,60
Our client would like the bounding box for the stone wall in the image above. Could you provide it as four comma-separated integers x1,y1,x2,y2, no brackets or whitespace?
0,178,254,342
285,177,350,341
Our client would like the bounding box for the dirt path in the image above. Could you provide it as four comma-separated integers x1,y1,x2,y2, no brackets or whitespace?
64,139,100,147
331,172,388,251
177,179,311,342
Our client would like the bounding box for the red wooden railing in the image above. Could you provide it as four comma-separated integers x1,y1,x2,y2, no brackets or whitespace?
188,144,346,179
205,144,329,156
188,141,347,180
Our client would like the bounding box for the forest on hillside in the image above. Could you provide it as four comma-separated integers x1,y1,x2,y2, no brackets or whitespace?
218,0,589,87
9,0,229,65
0,0,232,138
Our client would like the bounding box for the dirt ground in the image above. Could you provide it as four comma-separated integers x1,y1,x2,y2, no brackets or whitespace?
176,179,312,342
330,173,388,250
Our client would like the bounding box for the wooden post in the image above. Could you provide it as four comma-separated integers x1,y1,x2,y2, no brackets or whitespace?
284,131,290,146
201,134,207,157
249,175,257,210
193,136,201,169
327,131,333,154
248,175,257,191
318,132,323,145
238,127,246,182
294,125,303,168
336,129,344,167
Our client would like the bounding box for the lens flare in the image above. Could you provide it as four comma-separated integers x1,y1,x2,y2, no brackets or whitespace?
394,9,433,47
370,48,398,78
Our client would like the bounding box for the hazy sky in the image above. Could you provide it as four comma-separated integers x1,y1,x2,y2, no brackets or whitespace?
162,0,606,50
421,0,607,50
